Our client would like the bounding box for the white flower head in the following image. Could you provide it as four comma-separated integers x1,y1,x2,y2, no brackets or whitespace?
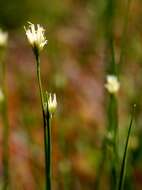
48,93,57,116
0,29,8,47
0,89,4,102
24,22,47,52
105,75,120,94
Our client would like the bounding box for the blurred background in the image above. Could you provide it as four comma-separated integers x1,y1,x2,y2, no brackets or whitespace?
0,0,142,189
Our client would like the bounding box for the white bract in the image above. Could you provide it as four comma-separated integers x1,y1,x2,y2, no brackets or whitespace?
0,29,8,47
24,22,47,52
105,75,120,94
48,93,57,115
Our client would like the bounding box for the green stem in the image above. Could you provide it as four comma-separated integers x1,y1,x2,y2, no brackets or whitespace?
43,113,50,190
104,1,119,188
118,0,131,75
35,54,45,113
104,0,117,75
95,1,118,189
95,138,107,190
35,53,51,190
107,94,119,190
108,94,118,152
1,58,10,190
117,105,135,190
46,113,52,190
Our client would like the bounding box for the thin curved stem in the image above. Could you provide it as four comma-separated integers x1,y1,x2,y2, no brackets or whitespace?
117,105,135,190
35,53,51,190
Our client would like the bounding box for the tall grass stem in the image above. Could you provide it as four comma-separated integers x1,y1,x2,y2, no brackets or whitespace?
117,105,136,190
35,53,51,190
118,0,131,75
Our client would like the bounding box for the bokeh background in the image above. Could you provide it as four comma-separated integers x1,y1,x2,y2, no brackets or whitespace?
0,0,142,189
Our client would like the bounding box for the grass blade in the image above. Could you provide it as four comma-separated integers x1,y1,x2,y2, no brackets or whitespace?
117,104,136,190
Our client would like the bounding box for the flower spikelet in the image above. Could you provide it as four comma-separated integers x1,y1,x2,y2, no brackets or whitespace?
24,22,47,52
105,75,120,94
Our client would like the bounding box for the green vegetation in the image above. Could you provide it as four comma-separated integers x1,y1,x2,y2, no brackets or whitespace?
0,0,142,189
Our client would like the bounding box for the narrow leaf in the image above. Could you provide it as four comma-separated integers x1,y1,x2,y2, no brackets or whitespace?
118,104,136,190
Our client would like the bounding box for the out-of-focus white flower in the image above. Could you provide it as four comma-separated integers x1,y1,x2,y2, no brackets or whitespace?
24,22,47,52
0,29,8,47
129,136,139,150
105,75,120,94
0,89,4,102
48,93,57,115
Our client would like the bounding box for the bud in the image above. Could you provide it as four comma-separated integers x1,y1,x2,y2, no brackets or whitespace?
48,93,57,116
24,22,47,53
105,75,120,94
0,29,8,47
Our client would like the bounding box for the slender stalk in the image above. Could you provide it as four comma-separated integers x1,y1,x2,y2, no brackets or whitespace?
118,0,131,75
46,112,52,190
117,105,136,190
35,53,51,190
104,0,118,148
104,1,119,189
107,94,118,149
35,53,45,113
107,94,119,190
1,57,10,190
43,113,50,190
95,138,107,190
95,1,119,189
95,94,118,190
104,0,117,75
